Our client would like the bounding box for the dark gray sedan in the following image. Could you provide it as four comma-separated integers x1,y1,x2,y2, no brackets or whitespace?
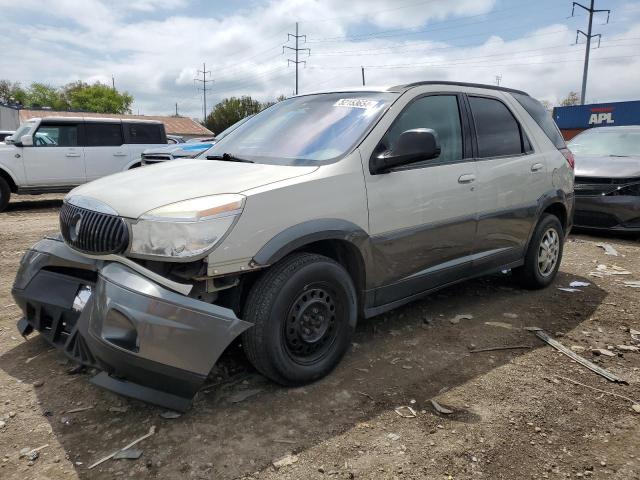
571,126,640,232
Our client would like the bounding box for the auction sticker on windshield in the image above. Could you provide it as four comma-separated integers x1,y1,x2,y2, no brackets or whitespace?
334,98,379,109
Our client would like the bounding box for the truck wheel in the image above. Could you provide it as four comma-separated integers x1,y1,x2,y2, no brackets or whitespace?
0,177,11,212
242,252,357,386
513,213,564,289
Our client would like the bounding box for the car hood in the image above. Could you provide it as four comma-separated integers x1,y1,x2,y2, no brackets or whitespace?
67,159,318,218
574,154,640,178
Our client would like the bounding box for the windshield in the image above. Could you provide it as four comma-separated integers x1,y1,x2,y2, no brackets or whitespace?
568,128,640,156
9,122,35,143
204,92,398,165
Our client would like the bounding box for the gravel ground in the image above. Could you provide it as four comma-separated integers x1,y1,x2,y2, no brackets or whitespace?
0,194,639,480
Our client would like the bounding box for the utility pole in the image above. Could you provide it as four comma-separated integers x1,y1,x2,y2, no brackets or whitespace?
572,1,610,105
495,74,502,86
175,102,179,116
111,75,115,90
361,67,366,86
283,23,310,95
194,63,213,121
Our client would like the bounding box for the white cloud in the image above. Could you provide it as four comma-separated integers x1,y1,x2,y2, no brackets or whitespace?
0,0,639,118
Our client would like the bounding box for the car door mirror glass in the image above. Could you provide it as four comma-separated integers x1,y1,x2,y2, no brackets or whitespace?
370,128,441,174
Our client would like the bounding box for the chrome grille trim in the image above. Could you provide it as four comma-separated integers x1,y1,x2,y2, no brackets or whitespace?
59,202,129,255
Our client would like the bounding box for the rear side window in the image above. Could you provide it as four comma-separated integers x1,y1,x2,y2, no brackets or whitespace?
84,122,123,147
512,93,566,149
469,96,525,158
34,124,78,147
125,123,164,144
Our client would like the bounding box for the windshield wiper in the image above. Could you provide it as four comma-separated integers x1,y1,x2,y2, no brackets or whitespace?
609,154,630,157
206,152,254,163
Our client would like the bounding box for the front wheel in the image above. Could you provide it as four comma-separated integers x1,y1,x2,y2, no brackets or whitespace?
513,213,564,289
242,252,357,386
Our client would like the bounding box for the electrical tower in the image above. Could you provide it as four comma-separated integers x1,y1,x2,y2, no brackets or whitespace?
194,63,213,121
283,23,310,95
495,74,502,86
572,1,610,105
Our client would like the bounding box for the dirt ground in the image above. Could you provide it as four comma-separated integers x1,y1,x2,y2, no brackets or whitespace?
0,194,639,480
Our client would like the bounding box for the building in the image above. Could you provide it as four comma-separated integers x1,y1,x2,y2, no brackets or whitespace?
553,100,640,140
0,104,213,139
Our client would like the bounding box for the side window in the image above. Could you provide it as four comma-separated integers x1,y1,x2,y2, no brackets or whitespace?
511,92,566,149
468,96,524,158
126,123,163,144
383,95,463,163
84,122,124,147
34,124,78,147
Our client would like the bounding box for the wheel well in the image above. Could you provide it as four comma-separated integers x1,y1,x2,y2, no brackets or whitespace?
0,169,17,193
129,163,142,169
542,203,567,232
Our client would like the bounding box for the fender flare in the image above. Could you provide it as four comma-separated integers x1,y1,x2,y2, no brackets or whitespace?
0,166,19,191
524,189,572,251
252,218,370,266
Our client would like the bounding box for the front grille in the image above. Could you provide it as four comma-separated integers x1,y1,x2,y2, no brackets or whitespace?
60,203,129,255
574,176,640,197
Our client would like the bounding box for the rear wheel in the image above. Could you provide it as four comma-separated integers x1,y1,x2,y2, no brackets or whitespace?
0,177,11,212
242,252,357,386
513,213,564,289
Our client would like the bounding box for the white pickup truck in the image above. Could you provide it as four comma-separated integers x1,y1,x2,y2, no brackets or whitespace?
0,116,168,211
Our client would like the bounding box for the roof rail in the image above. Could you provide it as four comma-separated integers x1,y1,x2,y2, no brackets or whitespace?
391,81,529,96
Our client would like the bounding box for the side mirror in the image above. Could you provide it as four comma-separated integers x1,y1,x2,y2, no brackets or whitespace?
370,128,440,175
19,135,33,147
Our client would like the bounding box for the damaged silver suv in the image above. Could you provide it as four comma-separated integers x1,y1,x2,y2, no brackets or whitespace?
13,82,574,411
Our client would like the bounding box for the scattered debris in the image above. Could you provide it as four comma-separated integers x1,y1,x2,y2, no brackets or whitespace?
596,243,619,256
394,406,417,418
569,281,591,288
430,399,453,415
227,388,262,404
530,329,627,383
160,410,182,419
273,439,297,445
113,448,143,460
19,444,48,461
272,453,298,469
33,379,44,388
592,264,632,276
484,321,514,329
108,406,129,413
502,313,518,319
555,376,639,411
616,345,639,352
65,405,93,414
357,391,374,401
66,364,86,375
470,345,532,353
622,281,640,288
450,314,473,325
387,433,401,441
592,348,616,357
557,288,581,293
630,329,640,342
88,425,156,470
570,346,586,353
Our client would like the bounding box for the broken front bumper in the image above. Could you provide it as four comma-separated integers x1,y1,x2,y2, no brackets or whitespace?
574,195,640,232
12,237,252,411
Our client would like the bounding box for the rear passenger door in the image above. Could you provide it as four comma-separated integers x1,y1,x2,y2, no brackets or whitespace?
361,92,479,305
82,121,128,181
468,93,547,270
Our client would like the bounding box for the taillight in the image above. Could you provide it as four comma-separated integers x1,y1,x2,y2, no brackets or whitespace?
560,148,575,170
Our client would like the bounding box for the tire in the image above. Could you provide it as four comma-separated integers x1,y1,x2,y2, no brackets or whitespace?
0,177,11,213
242,252,357,386
513,213,564,289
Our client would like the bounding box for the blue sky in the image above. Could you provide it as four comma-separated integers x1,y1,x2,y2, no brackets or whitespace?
1,0,639,120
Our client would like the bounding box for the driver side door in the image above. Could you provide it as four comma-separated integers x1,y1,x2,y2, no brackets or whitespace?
22,121,86,187
361,93,479,306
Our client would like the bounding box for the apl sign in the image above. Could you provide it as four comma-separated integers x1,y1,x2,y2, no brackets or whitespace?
588,106,615,125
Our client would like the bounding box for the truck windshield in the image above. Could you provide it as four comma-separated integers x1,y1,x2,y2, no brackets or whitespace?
568,128,640,156
204,92,398,165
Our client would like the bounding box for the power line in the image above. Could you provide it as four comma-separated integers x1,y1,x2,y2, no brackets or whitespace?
572,0,611,104
194,62,213,121
283,22,310,95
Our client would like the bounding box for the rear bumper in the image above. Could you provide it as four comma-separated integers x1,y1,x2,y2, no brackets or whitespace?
12,237,252,411
574,195,640,232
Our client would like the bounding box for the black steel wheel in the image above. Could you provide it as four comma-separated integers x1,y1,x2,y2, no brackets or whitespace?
242,253,357,386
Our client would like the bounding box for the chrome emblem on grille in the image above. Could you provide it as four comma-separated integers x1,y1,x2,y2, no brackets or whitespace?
69,213,83,241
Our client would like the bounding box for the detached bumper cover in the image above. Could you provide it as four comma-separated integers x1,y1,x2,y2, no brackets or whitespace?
12,237,252,411
574,195,640,231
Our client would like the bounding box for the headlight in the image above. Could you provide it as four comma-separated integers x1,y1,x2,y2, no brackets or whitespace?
129,194,245,259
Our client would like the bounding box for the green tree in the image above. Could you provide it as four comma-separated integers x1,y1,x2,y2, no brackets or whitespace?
25,83,67,109
560,91,580,106
63,81,133,114
0,80,27,105
204,96,265,134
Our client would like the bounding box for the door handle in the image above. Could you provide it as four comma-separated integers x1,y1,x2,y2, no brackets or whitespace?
531,163,544,172
458,174,476,184
65,153,81,157
113,152,128,157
